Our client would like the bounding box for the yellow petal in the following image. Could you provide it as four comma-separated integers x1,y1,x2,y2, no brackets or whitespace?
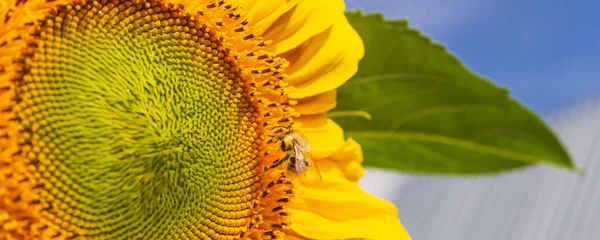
236,0,289,22
297,117,364,181
296,114,345,160
236,0,301,34
283,13,364,99
328,137,365,182
288,160,411,240
293,90,337,115
263,0,344,54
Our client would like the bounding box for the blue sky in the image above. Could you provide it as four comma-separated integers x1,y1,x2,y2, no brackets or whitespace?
345,0,599,116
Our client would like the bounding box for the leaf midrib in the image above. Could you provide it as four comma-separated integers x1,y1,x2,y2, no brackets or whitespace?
345,131,571,170
347,73,437,86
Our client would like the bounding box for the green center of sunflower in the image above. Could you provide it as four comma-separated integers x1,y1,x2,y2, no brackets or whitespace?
7,1,293,239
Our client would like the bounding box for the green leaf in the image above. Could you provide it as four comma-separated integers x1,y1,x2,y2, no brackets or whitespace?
333,11,577,175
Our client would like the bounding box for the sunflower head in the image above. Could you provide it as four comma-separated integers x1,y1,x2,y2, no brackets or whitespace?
0,0,299,239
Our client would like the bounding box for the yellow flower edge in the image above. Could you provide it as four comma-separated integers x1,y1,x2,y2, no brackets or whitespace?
0,0,411,239
242,1,411,238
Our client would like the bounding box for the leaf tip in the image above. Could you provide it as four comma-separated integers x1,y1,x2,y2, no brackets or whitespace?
574,166,585,177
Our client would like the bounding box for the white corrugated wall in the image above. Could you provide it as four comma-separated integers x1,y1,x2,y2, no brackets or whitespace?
360,99,600,240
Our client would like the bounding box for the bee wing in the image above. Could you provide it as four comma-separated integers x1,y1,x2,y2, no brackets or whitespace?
294,144,322,184
304,154,323,184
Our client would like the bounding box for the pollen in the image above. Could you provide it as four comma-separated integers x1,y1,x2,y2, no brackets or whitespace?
0,0,294,239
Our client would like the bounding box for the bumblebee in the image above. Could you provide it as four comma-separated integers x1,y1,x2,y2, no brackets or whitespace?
266,128,322,183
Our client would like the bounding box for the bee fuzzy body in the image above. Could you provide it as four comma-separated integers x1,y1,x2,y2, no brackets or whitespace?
268,130,322,183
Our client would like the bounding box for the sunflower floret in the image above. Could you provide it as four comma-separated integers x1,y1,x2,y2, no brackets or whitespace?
0,0,295,239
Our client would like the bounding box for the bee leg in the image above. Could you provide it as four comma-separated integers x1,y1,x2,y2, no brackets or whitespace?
271,125,292,134
264,153,291,171
266,135,283,144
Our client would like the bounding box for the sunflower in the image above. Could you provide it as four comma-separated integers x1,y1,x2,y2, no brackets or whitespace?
0,0,409,239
